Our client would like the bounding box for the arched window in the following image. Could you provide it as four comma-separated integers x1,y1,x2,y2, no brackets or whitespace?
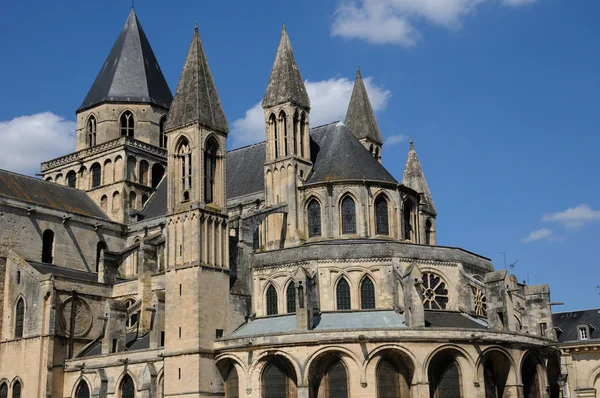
0,383,7,398
15,298,24,338
127,156,137,182
225,366,239,398
42,229,54,264
263,362,293,398
307,199,321,237
266,285,278,316
76,381,90,398
12,381,21,398
370,144,374,154
336,278,351,310
293,111,299,155
429,355,461,398
67,171,77,188
91,163,101,188
159,117,167,148
100,195,108,212
139,160,149,186
129,191,137,210
360,277,376,309
300,112,306,158
377,356,411,398
87,116,97,147
280,111,288,157
425,219,433,245
120,111,135,138
151,163,165,189
286,282,296,314
341,196,356,235
124,299,138,328
327,360,348,398
375,195,389,235
96,241,107,273
375,147,380,159
421,273,448,310
204,138,217,203
178,139,192,202
403,199,413,241
270,113,278,159
120,375,135,398
112,191,121,212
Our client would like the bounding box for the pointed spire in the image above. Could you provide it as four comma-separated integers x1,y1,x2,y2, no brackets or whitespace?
262,26,310,109
165,25,229,133
344,67,383,146
78,9,173,111
402,140,436,215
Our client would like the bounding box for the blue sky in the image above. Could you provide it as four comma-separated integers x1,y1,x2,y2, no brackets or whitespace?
1,0,599,311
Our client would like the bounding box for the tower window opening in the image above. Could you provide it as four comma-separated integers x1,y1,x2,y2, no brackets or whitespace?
159,117,167,148
270,113,278,159
403,199,413,241
425,218,433,245
293,111,298,155
300,112,306,158
120,111,135,138
91,163,102,188
178,139,192,202
280,111,288,157
204,138,217,203
67,170,77,188
87,116,97,147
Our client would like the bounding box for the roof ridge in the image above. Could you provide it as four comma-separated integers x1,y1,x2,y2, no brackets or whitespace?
226,141,267,153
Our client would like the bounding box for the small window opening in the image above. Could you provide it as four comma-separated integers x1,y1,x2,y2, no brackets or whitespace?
216,329,224,339
42,229,54,264
16,271,20,284
160,331,165,347
540,322,548,337
579,326,589,340
112,339,118,353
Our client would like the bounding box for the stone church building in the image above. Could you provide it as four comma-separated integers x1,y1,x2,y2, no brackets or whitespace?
0,9,566,398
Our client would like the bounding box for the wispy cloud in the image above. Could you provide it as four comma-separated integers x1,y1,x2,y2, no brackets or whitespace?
520,228,553,243
542,204,600,229
331,0,540,47
385,134,408,146
0,112,76,176
230,75,391,148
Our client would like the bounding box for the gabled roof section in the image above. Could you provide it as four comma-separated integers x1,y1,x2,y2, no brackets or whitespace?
306,122,397,185
0,169,111,221
165,26,229,133
345,68,383,146
227,142,266,199
262,26,310,109
139,177,167,220
78,10,173,112
402,140,436,215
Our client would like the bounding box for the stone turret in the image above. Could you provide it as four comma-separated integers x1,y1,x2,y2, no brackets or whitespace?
345,67,384,161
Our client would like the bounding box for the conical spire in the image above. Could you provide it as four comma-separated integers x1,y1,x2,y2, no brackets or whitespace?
345,67,383,146
165,26,229,133
262,26,310,109
78,9,173,111
402,139,436,215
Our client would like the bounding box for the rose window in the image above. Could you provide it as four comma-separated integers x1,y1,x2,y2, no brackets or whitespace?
421,273,449,310
472,286,487,317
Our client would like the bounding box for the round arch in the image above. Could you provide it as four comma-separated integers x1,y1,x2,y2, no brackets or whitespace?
422,344,475,383
303,346,362,388
364,345,420,385
249,351,302,396
475,347,519,397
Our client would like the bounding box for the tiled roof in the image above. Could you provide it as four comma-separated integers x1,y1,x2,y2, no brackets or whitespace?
424,311,488,329
553,308,600,343
226,142,266,200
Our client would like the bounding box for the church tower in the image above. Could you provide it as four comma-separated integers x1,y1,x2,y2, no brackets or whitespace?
345,67,384,162
162,25,230,396
262,26,312,249
40,9,173,223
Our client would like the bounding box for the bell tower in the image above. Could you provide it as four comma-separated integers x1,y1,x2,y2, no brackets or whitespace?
262,25,312,249
162,25,230,396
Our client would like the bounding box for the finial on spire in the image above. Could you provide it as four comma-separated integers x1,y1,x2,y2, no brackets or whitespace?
282,23,287,32
409,137,414,149
132,0,134,9
357,65,361,74
195,21,198,33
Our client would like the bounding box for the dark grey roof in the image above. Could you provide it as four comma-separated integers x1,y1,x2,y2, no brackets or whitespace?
226,143,266,199
424,311,488,329
402,140,436,215
29,262,98,282
228,310,405,339
78,10,173,111
139,177,167,220
306,122,397,185
553,309,600,343
165,27,228,133
78,332,151,358
262,26,310,109
345,68,383,145
0,169,111,220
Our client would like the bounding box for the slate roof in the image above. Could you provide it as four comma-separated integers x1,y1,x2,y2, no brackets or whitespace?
345,68,383,145
553,309,600,343
228,310,406,339
139,177,167,220
306,122,397,185
226,142,266,199
402,140,437,215
29,262,98,282
0,169,111,220
78,10,172,112
424,311,488,329
262,26,310,109
78,332,151,358
165,26,228,133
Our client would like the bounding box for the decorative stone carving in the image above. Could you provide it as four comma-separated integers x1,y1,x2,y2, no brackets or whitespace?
59,297,93,337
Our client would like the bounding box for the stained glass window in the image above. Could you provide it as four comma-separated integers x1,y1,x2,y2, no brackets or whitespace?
15,298,24,338
308,200,321,237
421,273,448,310
375,196,389,235
286,282,296,314
266,285,278,315
341,196,356,235
361,278,376,309
336,278,351,310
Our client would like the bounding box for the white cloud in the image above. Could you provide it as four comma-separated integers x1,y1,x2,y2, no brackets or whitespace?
385,134,408,146
230,75,391,148
542,204,600,229
331,0,539,46
520,228,553,243
0,112,76,176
